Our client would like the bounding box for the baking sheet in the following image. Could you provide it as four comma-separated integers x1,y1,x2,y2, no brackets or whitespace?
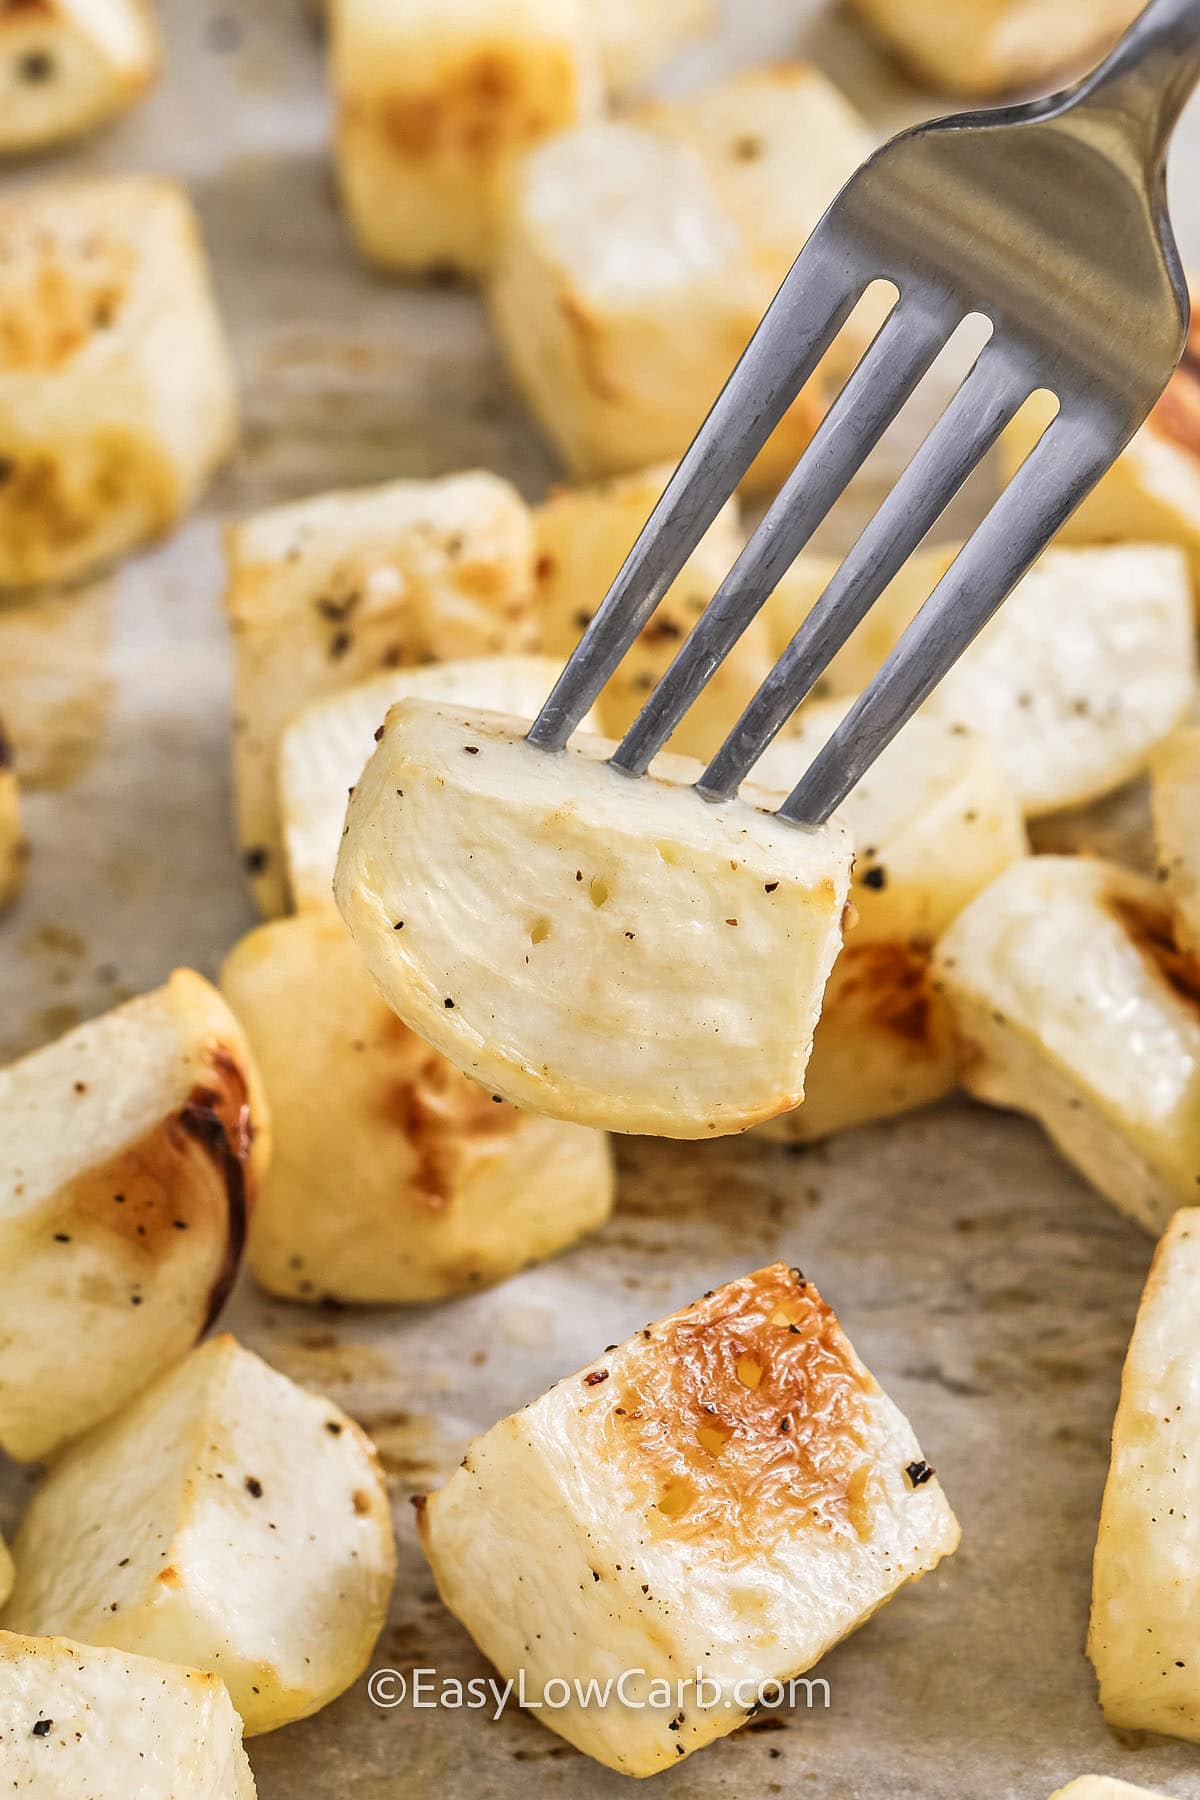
2,2,1200,1795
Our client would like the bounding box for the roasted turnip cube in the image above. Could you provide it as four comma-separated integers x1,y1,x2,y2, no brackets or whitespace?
0,0,159,155
0,178,235,589
331,0,601,273
221,907,614,1303
935,858,1200,1234
0,971,269,1463
225,470,537,914
0,1632,256,1798
4,1335,396,1735
1089,1209,1200,1743
335,699,852,1137
419,1262,959,1775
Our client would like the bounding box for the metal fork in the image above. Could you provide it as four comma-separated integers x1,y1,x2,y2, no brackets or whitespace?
526,0,1200,824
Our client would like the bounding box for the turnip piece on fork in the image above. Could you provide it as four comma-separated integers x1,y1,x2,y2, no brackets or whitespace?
338,1,1200,1136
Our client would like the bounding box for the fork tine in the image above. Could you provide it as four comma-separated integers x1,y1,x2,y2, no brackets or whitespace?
778,407,1117,824
609,289,960,777
695,341,1031,802
526,227,861,752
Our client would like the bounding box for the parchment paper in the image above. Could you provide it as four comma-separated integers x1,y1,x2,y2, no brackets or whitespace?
2,3,1200,1796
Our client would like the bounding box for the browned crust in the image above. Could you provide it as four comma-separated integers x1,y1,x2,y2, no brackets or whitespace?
0,1,58,22
453,555,527,609
604,1263,874,1555
176,1044,256,1333
0,434,175,572
366,46,574,165
1110,894,1200,1010
373,1015,522,1210
0,232,134,375
54,1041,257,1333
833,938,936,1048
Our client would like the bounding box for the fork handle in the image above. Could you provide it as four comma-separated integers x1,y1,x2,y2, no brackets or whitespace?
1072,0,1200,157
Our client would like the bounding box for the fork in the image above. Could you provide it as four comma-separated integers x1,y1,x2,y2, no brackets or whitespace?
526,0,1200,824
